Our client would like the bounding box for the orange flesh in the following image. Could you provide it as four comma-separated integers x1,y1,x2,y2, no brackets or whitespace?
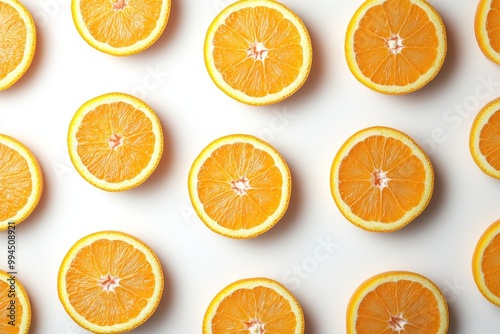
338,136,426,223
481,233,500,297
212,286,296,333
65,239,156,326
0,2,27,81
212,6,303,97
75,102,156,183
356,280,441,333
197,142,283,230
0,279,25,333
486,0,500,52
79,0,162,47
353,0,439,86
0,143,32,221
479,109,500,171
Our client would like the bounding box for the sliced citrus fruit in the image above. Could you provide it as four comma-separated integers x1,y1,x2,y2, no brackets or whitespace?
57,230,164,334
71,0,171,56
67,92,163,192
188,134,291,239
347,271,449,334
469,96,500,179
345,0,447,94
475,0,500,65
0,270,31,334
0,134,43,230
203,277,304,334
472,219,500,306
330,126,434,232
0,0,36,91
204,0,313,105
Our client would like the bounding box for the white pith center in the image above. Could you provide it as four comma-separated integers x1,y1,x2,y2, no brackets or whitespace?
231,176,251,195
372,169,389,188
388,313,408,332
244,319,265,333
113,0,127,10
109,133,123,149
99,274,120,292
247,41,269,61
387,34,404,54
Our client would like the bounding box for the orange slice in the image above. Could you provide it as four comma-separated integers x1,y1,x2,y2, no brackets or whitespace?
469,96,500,179
475,0,500,64
0,0,36,91
188,134,291,239
330,126,434,232
347,271,449,334
0,270,31,334
472,219,500,306
345,0,447,94
0,134,43,230
203,277,304,334
204,0,313,105
71,0,171,56
67,92,163,192
57,230,164,334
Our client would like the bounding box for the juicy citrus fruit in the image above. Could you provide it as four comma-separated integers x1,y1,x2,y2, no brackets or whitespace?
188,134,291,239
345,0,447,94
0,134,43,230
475,0,500,65
204,0,313,105
0,0,36,91
330,126,434,232
472,219,500,306
67,92,163,192
0,270,31,334
469,97,500,179
203,277,304,334
71,0,171,56
57,230,164,334
347,271,449,334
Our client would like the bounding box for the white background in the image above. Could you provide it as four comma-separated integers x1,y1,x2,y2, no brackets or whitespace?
2,0,500,333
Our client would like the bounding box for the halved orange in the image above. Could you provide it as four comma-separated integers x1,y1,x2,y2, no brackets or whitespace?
472,219,500,306
57,230,164,334
475,0,500,64
203,277,304,334
347,271,449,333
188,134,291,239
67,92,163,192
0,134,43,230
330,126,434,232
71,0,171,56
0,270,31,334
469,96,500,179
204,0,313,105
345,0,447,94
0,0,36,91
